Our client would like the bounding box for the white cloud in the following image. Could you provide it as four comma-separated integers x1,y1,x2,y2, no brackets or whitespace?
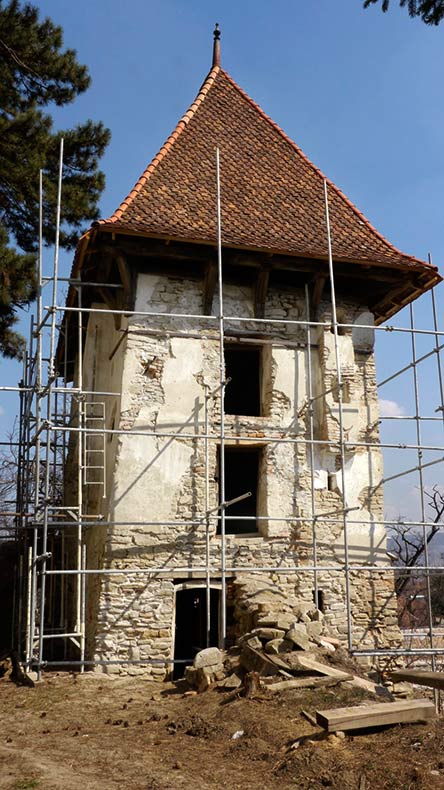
379,399,405,418
0,405,4,417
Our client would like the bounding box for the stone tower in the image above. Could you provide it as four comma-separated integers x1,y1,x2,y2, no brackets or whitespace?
60,28,439,676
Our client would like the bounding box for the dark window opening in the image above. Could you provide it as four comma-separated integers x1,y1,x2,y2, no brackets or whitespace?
313,588,325,613
224,345,261,416
173,587,219,679
217,446,260,535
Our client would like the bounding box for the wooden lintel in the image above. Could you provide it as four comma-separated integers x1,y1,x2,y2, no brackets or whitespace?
115,253,135,310
254,266,271,318
202,261,218,315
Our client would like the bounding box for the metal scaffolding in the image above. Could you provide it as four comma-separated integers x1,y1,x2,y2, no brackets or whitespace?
2,145,444,679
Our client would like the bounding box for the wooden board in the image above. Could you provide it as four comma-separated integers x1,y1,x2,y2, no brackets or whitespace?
387,669,444,691
240,642,292,678
316,698,436,732
268,674,353,692
290,654,353,680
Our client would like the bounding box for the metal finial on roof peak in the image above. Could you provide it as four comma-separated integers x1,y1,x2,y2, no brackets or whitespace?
212,23,221,67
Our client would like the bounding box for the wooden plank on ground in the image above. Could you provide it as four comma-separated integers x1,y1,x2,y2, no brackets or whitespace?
387,669,444,691
290,654,353,680
269,674,353,692
316,698,436,732
240,642,292,678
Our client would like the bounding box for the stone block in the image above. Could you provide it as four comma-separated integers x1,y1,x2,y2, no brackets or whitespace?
308,608,324,623
238,635,262,650
306,621,323,640
251,627,286,641
274,613,296,631
195,668,213,693
193,647,224,669
286,624,311,651
218,671,242,690
185,666,198,687
264,638,293,655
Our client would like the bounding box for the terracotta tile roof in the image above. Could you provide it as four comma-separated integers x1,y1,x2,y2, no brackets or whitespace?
98,66,437,275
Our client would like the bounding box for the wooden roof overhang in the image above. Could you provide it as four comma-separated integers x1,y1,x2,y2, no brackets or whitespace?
56,224,440,380
56,57,442,378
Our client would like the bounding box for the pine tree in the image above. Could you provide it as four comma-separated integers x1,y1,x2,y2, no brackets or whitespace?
0,0,110,358
364,0,444,24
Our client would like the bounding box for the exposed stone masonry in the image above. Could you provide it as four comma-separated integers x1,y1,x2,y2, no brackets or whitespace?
65,272,401,677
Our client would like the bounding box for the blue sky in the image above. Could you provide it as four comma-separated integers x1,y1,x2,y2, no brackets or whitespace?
1,0,444,524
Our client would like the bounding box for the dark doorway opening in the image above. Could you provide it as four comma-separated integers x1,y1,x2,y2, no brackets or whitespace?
173,587,219,679
313,588,325,613
217,446,260,535
224,344,261,416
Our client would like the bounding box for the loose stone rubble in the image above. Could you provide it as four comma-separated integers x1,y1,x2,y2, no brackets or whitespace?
184,605,353,693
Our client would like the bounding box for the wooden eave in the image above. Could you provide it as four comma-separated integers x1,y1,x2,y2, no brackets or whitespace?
57,226,440,379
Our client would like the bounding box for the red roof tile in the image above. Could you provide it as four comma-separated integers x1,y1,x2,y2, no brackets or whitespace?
98,66,436,275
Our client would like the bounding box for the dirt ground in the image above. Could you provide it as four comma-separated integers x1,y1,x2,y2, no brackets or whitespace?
1,672,444,790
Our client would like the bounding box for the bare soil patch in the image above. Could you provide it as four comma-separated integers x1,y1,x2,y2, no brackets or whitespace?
1,673,443,789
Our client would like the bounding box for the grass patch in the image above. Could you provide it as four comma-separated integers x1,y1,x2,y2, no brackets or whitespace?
11,780,40,789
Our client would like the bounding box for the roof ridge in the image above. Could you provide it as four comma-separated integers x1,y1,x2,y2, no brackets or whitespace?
102,65,221,225
219,68,426,268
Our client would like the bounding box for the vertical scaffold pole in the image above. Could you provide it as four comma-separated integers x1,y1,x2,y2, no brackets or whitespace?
216,147,226,647
323,180,353,651
38,139,64,678
28,168,44,668
77,283,85,671
204,384,211,647
430,258,444,430
305,285,319,607
409,303,437,702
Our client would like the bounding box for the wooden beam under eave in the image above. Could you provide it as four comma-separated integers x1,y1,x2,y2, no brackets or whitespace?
97,287,122,330
254,266,271,318
115,253,136,311
311,275,326,313
202,261,218,315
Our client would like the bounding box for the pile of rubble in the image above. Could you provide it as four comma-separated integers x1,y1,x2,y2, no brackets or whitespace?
184,603,352,694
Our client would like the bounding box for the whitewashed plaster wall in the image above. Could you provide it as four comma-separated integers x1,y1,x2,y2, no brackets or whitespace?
71,274,400,673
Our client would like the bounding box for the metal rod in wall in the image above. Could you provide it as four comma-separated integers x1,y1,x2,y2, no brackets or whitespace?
216,147,227,648
323,179,353,651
